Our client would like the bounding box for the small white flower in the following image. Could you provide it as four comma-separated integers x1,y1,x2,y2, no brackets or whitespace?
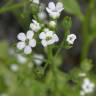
46,2,64,19
17,30,36,54
49,21,56,28
66,34,77,45
33,54,44,65
82,78,95,93
10,64,19,72
30,19,41,32
16,54,27,64
39,28,59,47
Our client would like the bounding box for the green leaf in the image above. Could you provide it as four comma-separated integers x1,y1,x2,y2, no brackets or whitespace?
61,0,84,20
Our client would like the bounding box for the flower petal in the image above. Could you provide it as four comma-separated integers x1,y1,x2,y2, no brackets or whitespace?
48,2,56,11
47,39,54,45
24,46,32,54
32,19,37,24
17,33,26,41
46,31,53,37
39,32,46,39
53,34,59,42
41,40,47,47
26,30,34,39
56,2,64,12
17,42,25,50
46,8,52,14
29,39,36,47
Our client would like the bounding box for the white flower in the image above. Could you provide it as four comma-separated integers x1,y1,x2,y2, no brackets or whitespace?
66,34,76,45
33,54,44,65
10,64,19,72
82,78,95,93
49,21,56,28
39,28,59,47
17,30,36,54
30,19,41,32
16,54,27,64
46,2,64,19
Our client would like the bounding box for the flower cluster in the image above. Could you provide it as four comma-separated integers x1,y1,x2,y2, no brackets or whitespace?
17,1,77,54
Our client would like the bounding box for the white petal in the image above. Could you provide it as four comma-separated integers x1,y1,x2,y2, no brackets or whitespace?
29,39,36,47
32,19,37,24
17,42,25,50
46,31,53,37
17,33,26,41
41,40,47,47
53,34,59,42
56,2,64,12
26,30,34,39
24,46,32,54
39,32,46,39
46,8,52,14
47,39,54,45
30,23,36,30
48,2,56,11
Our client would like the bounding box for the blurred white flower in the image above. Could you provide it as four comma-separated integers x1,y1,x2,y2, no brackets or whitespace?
66,34,76,45
38,11,47,20
80,91,85,96
33,54,44,65
16,54,27,64
39,28,59,47
30,19,41,32
79,73,86,77
17,30,36,54
49,21,56,28
46,2,64,19
82,78,95,93
10,64,19,72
